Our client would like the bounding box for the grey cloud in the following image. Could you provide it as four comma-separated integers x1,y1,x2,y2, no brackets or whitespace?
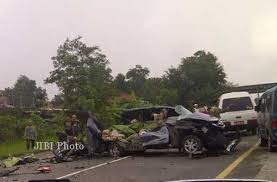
1,0,277,98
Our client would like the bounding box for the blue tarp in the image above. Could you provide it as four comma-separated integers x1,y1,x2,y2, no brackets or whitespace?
139,126,169,147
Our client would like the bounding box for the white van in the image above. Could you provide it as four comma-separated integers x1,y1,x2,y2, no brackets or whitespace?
218,92,258,134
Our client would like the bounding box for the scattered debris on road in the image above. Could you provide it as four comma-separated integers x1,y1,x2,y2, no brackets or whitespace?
2,157,21,168
74,166,85,169
0,167,20,177
2,154,39,168
36,165,52,173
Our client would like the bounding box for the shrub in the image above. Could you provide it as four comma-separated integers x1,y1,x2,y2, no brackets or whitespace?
51,112,66,131
0,115,17,143
28,113,56,140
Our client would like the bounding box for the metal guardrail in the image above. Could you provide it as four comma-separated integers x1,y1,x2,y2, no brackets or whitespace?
231,82,277,93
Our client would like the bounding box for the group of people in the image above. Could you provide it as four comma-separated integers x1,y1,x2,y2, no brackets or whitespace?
64,114,80,137
23,111,103,158
63,112,103,157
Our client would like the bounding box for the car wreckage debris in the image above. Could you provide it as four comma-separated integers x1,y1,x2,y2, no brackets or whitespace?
2,154,39,168
36,165,52,173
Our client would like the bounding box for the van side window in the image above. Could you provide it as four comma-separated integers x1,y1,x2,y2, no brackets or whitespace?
274,91,277,113
260,96,266,112
266,93,272,112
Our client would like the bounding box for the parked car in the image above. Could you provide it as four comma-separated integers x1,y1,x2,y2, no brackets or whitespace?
218,92,258,134
255,86,277,151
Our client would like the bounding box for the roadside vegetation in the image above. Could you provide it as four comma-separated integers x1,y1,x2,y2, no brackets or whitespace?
0,36,234,158
0,111,59,159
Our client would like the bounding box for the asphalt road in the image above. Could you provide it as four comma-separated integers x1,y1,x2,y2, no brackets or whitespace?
2,135,265,182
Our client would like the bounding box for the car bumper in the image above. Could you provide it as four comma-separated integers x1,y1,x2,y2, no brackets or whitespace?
223,119,257,132
224,124,248,132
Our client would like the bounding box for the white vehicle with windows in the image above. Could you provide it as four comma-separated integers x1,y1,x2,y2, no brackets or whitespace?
218,92,258,134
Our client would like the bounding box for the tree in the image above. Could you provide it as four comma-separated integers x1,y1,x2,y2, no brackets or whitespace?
3,75,48,108
164,50,227,107
34,87,48,108
51,94,64,108
114,73,128,92
126,65,150,97
157,88,178,106
45,36,113,109
142,77,163,104
163,67,189,105
180,50,226,89
14,75,37,108
118,91,152,109
45,36,118,127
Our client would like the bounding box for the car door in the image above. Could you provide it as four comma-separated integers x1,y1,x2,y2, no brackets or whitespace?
257,94,266,138
265,92,273,135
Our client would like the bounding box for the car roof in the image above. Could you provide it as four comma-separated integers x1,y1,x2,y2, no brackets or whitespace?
121,106,179,124
220,92,251,99
123,105,175,112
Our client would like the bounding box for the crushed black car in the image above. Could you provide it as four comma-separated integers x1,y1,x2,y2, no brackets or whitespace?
108,105,241,157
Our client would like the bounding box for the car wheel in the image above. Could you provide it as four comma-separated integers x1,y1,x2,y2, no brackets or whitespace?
267,135,275,152
109,143,125,157
182,135,202,155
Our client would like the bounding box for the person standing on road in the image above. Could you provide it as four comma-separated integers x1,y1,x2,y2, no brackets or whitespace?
71,114,80,137
64,116,73,136
24,121,37,150
86,111,102,157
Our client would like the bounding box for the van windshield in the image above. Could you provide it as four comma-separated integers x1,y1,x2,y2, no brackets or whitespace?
222,97,253,112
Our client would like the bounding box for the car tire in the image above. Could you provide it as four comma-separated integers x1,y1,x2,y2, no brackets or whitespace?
267,135,275,152
182,135,202,155
109,143,125,157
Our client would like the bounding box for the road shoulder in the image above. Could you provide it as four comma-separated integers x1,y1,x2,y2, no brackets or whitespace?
256,151,277,182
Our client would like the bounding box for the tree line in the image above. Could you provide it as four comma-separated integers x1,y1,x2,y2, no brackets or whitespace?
1,36,233,126
2,75,47,108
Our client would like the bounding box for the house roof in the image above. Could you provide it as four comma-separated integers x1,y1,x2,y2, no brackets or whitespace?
0,96,8,103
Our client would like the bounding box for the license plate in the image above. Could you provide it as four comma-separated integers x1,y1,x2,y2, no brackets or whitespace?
233,121,244,125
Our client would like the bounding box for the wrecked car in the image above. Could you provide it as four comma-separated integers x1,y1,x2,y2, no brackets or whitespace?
52,105,240,160
176,108,240,155
108,105,240,157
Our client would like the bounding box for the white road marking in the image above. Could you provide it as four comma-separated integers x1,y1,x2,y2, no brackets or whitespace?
56,156,131,179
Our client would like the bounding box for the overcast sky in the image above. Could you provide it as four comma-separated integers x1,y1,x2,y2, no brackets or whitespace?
1,0,277,99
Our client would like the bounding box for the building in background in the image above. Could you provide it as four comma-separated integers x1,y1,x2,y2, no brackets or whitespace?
0,90,14,108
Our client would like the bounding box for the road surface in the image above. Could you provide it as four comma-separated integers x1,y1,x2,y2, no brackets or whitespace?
2,135,269,182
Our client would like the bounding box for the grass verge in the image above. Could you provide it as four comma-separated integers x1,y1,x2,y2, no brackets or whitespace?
0,137,57,160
